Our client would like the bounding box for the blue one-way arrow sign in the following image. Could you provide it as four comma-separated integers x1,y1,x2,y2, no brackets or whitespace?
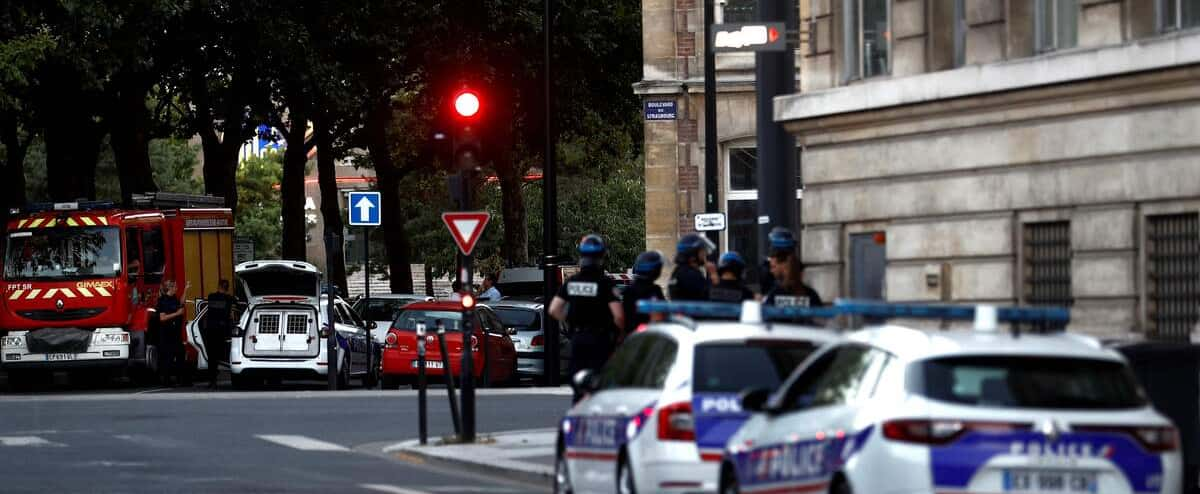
347,191,381,226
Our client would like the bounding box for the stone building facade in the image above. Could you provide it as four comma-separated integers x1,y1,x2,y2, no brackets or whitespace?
774,0,1200,340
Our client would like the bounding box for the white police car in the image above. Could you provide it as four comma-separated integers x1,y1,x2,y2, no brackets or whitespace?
719,302,1183,494
556,301,838,494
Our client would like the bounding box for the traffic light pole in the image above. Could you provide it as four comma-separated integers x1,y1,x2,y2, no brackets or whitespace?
324,232,339,391
459,169,476,443
364,227,372,388
542,0,561,388
754,0,799,259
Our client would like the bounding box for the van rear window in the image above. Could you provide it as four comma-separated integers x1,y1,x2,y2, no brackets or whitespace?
393,310,463,331
693,341,817,393
915,356,1145,410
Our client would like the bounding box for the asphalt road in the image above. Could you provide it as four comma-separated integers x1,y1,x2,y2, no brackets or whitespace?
0,383,571,493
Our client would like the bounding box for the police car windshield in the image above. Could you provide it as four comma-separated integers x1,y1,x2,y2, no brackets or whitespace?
393,310,463,331
915,356,1146,410
493,308,539,330
693,341,818,393
4,227,121,281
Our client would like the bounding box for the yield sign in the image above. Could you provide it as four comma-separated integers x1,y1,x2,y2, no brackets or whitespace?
442,212,491,256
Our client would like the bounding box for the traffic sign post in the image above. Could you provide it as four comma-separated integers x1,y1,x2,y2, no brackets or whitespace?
348,191,381,388
442,211,489,443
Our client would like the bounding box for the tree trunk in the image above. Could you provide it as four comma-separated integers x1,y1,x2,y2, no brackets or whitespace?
0,120,29,236
109,77,158,203
497,158,529,266
44,110,101,201
194,66,244,212
280,99,310,262
315,113,348,294
366,106,413,294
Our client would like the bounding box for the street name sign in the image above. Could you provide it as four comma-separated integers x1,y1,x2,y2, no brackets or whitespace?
442,212,491,256
348,191,381,226
694,212,727,232
644,100,677,121
711,22,787,52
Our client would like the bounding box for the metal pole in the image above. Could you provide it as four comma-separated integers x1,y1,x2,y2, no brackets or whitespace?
416,322,428,445
462,260,476,442
364,227,373,388
436,320,461,437
754,0,798,260
703,0,720,254
542,0,561,388
324,232,339,391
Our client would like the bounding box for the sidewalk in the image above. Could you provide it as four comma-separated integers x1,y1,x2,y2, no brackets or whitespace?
383,428,557,485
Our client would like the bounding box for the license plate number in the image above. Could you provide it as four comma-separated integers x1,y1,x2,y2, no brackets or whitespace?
45,353,76,361
411,360,444,369
1004,470,1097,493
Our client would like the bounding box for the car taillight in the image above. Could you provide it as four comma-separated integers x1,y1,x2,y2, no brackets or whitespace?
657,401,695,441
385,332,398,348
530,334,544,347
882,419,1026,445
1076,425,1179,453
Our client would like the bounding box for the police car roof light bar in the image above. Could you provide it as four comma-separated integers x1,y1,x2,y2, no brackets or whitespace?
832,299,1070,327
636,300,840,325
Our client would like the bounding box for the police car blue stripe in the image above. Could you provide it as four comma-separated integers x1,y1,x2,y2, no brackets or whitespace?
693,392,750,456
731,426,874,489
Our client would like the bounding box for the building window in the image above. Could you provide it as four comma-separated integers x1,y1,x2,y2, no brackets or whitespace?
1023,221,1073,307
1146,213,1199,342
842,0,891,81
1034,0,1078,53
1160,0,1200,31
719,0,756,23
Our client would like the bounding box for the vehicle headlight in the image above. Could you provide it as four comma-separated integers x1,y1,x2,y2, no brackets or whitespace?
1,336,24,348
92,332,130,345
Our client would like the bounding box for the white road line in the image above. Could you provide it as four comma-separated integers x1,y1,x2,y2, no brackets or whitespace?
360,484,433,494
134,387,173,394
0,436,64,447
256,434,348,452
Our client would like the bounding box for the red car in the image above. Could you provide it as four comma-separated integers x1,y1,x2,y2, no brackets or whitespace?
380,301,518,389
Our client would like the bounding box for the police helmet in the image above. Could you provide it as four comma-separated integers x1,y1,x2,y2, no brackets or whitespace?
632,250,664,280
578,234,606,267
676,233,716,261
717,251,747,277
768,227,797,254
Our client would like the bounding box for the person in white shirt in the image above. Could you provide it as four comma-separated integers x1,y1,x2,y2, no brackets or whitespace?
478,273,501,301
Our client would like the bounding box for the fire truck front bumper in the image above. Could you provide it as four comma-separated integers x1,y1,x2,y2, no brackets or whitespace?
1,329,132,369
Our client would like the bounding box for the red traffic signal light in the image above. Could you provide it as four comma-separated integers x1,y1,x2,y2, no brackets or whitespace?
461,293,476,309
454,90,480,118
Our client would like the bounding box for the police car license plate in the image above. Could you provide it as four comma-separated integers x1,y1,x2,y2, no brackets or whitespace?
45,353,76,361
1004,470,1097,493
411,360,444,369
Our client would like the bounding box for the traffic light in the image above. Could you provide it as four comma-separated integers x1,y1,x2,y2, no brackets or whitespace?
451,87,483,172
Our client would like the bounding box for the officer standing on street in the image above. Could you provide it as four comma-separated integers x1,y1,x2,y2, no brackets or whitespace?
763,227,824,315
202,280,236,389
620,251,666,340
709,251,756,303
669,233,717,301
549,234,624,402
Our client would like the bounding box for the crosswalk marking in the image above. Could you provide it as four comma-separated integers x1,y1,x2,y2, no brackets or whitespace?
0,436,63,447
360,485,433,494
256,434,348,451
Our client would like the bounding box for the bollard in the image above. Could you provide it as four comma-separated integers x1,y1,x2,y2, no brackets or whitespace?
435,320,462,437
416,322,428,445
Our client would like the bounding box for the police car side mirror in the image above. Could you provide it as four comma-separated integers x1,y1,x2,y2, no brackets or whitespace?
739,387,772,414
572,369,600,393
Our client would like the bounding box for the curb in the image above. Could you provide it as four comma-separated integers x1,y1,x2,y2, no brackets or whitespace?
381,429,557,487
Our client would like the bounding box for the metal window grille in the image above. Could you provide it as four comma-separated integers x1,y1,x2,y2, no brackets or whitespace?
1023,221,1074,306
286,314,308,335
257,314,280,334
1147,213,1199,342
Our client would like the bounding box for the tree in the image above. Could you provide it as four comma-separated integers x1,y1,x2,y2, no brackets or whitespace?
23,137,202,203
234,153,285,259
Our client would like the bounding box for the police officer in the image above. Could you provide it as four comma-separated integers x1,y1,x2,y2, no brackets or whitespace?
620,251,666,340
549,234,624,402
669,233,716,301
709,251,756,302
763,227,824,315
202,280,237,388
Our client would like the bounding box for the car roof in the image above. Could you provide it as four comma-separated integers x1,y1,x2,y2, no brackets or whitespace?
362,294,432,301
484,300,544,310
846,324,1124,363
643,320,841,347
400,301,477,312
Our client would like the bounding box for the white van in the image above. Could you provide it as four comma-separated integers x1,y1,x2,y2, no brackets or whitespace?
227,261,374,389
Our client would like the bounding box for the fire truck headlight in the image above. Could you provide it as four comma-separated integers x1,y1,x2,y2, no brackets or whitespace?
91,331,130,345
1,336,24,348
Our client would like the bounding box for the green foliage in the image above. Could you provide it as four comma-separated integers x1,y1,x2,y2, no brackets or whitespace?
234,153,285,259
23,137,203,202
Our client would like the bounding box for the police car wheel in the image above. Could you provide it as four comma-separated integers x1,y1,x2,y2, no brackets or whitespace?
616,453,636,494
719,465,740,494
553,445,573,494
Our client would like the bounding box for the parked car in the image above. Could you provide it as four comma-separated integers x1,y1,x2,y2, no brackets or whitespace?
380,301,517,389
496,266,579,298
227,261,375,389
353,293,435,344
485,299,570,380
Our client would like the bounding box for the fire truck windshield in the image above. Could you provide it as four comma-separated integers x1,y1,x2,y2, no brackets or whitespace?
4,227,122,281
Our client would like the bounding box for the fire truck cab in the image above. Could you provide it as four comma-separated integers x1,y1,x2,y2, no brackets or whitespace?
0,193,234,385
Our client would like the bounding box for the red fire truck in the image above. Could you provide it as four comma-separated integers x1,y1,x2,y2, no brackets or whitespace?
0,193,235,386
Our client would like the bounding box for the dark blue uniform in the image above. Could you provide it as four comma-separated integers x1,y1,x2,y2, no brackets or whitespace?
764,283,825,325
668,264,709,301
154,295,185,384
709,279,755,303
558,267,620,380
621,279,665,338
